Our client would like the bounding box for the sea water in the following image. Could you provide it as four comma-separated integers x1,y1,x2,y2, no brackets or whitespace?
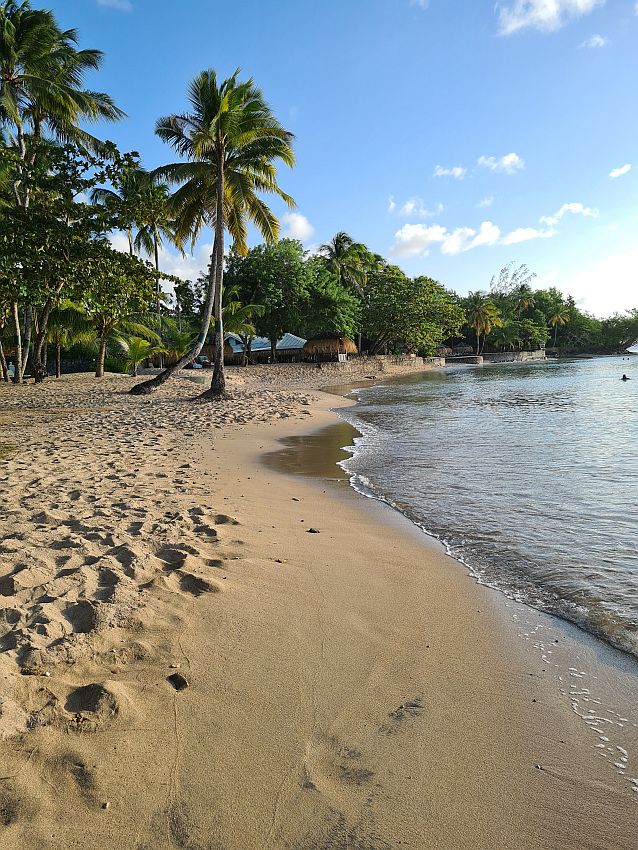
339,357,638,657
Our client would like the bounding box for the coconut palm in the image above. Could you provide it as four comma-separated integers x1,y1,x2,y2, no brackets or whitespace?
90,167,149,255
119,335,167,377
465,291,503,354
0,0,123,167
320,232,368,295
549,306,570,346
46,300,93,378
512,284,535,317
131,68,295,398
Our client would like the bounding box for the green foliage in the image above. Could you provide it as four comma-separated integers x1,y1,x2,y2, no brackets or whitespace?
225,239,309,349
300,256,361,340
363,266,464,355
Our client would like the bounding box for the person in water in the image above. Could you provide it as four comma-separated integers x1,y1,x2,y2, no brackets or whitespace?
622,374,630,381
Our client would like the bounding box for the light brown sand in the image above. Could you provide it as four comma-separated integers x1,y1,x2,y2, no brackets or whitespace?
0,369,636,849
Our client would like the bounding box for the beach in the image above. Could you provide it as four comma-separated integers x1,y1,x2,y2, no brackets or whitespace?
1,367,636,849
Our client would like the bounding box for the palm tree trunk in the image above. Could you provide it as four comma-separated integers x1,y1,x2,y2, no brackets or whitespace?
32,298,54,383
11,302,22,385
129,238,218,395
553,323,558,346
96,331,107,378
205,153,227,399
154,230,164,369
475,327,480,355
20,305,32,379
56,343,62,379
270,338,277,363
0,337,8,382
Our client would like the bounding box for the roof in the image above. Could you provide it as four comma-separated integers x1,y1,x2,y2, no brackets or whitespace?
225,332,306,353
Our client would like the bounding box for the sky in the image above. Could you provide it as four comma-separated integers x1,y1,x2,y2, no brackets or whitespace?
48,0,638,317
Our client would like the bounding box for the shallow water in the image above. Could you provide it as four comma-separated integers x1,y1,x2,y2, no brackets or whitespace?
338,357,638,657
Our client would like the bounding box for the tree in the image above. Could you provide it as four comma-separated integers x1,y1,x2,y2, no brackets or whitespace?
120,335,166,377
130,68,295,397
46,300,93,378
0,0,123,381
298,256,361,341
464,292,503,354
549,307,570,346
78,245,159,377
225,239,308,361
363,266,464,355
0,139,138,382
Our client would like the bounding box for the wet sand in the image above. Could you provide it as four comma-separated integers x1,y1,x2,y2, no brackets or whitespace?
0,371,636,848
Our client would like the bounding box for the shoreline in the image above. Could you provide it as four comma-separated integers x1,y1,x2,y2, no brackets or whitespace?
0,371,636,848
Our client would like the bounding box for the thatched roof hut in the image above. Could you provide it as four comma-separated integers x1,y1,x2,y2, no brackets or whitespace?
435,345,453,356
303,333,358,358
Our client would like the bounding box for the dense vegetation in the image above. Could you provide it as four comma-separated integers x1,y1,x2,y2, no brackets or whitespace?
1,1,636,393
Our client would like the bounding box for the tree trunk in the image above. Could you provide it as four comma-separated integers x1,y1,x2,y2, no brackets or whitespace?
0,337,8,382
130,238,218,395
11,302,23,384
20,305,32,379
203,152,226,400
32,298,54,383
96,332,107,378
56,343,62,379
553,323,558,346
475,328,481,355
154,230,164,369
270,338,277,363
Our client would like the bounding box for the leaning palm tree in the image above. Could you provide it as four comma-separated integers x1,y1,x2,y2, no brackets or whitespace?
131,68,295,398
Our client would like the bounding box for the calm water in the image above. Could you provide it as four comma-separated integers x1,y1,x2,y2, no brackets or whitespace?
339,357,638,657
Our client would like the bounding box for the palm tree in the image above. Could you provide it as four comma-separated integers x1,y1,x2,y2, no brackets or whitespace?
320,232,367,294
0,0,123,180
1,0,123,382
512,284,535,317
465,291,503,354
119,335,167,377
221,285,264,366
46,300,93,378
131,68,295,398
549,307,570,347
90,167,149,255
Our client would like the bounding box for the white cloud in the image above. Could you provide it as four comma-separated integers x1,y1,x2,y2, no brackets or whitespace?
500,226,556,245
281,212,315,242
97,0,133,10
389,196,442,217
539,202,599,227
609,163,631,179
477,195,495,208
561,249,638,316
478,152,525,174
109,232,212,299
411,0,430,8
497,0,605,36
433,165,466,179
580,33,609,47
392,221,501,257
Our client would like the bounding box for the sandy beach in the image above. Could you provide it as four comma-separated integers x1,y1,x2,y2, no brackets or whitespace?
1,367,636,849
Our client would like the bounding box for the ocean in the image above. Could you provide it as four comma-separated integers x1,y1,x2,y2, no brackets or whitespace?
338,357,638,658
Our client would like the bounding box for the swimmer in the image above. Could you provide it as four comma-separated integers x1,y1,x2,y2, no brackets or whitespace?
622,374,630,381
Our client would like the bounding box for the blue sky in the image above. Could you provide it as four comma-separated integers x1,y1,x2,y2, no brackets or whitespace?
50,0,638,316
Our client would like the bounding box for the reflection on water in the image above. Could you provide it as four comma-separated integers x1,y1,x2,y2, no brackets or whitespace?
264,421,357,480
338,357,638,658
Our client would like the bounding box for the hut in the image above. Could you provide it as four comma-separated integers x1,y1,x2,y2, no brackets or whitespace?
435,345,453,357
303,333,358,362
217,333,307,365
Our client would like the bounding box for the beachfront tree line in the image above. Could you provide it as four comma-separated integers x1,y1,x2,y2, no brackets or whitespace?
1,1,636,391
